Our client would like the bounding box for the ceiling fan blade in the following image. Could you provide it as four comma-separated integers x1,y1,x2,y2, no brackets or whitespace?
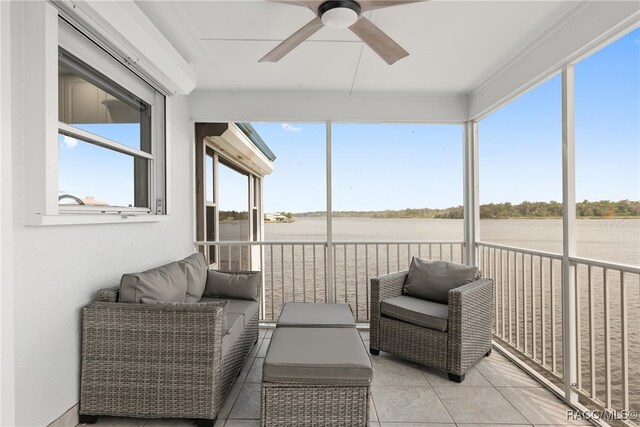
258,17,324,62
349,16,408,65
359,0,425,12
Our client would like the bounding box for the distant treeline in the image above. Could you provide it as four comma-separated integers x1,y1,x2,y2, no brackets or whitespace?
296,200,640,219
219,210,249,221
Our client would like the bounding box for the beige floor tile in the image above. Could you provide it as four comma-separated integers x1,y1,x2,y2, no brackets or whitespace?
457,424,531,427
245,357,264,383
256,339,270,358
218,377,244,419
92,416,147,426
379,423,456,427
434,386,529,424
371,355,430,386
497,387,590,425
223,420,260,427
228,383,261,420
421,366,491,387
475,353,542,388
142,419,194,426
372,386,453,423
370,396,378,422
246,338,262,360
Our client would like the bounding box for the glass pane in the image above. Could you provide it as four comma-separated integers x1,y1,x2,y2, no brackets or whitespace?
206,155,214,203
58,134,143,208
479,75,562,253
250,123,327,240
218,161,249,241
333,123,464,244
575,29,640,266
58,60,150,152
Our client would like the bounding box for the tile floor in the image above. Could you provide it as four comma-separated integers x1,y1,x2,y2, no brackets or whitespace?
83,328,590,427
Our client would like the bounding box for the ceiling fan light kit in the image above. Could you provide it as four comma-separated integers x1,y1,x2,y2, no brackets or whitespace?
319,1,361,29
259,0,419,65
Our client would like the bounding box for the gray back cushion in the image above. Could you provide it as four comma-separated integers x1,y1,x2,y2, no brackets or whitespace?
403,257,479,304
204,270,259,301
119,262,187,303
179,253,209,303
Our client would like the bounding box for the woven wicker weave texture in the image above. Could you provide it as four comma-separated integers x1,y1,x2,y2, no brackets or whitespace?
370,270,493,377
80,270,261,421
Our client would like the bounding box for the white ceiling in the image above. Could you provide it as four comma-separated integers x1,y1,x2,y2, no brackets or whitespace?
136,1,585,96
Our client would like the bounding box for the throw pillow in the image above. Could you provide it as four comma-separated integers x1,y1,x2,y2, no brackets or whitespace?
204,270,259,302
403,257,479,304
119,261,187,303
179,252,209,303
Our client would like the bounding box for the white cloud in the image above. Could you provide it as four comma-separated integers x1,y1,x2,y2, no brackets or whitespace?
60,135,78,149
281,123,302,132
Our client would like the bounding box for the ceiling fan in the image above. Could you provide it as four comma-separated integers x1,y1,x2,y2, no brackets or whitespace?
259,0,422,65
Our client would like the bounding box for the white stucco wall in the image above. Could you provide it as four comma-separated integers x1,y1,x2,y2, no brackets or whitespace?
6,3,195,425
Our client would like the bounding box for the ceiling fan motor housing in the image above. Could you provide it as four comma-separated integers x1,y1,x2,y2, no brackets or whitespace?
319,0,362,28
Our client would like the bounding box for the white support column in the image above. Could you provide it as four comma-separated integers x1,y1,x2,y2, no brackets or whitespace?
23,2,59,223
562,65,579,404
0,1,16,424
463,121,480,267
325,122,334,303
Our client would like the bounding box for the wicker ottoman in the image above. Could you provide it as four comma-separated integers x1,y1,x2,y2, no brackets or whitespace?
261,327,373,426
277,302,356,328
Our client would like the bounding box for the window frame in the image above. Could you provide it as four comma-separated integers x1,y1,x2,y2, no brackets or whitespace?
56,18,166,216
197,138,262,267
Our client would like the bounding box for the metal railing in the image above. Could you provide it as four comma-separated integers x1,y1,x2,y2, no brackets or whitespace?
195,240,465,322
477,241,640,425
571,256,640,423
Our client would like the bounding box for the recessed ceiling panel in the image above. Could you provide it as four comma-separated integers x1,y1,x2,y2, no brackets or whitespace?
178,1,361,42
139,0,586,95
201,39,363,91
352,1,578,94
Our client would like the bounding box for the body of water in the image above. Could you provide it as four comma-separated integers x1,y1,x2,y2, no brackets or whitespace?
265,217,639,266
257,217,639,416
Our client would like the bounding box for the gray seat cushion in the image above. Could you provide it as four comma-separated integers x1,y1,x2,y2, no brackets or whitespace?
119,261,187,303
222,313,244,358
263,327,373,385
200,297,259,328
179,253,208,303
204,270,259,301
380,295,449,332
277,302,355,328
403,257,479,304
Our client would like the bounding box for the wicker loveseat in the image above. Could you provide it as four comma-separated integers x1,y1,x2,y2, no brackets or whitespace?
370,259,493,382
79,253,260,427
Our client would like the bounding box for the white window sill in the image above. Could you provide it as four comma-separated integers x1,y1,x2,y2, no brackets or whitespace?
26,214,170,226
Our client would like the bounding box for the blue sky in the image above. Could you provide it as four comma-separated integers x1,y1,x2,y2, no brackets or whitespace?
253,28,639,213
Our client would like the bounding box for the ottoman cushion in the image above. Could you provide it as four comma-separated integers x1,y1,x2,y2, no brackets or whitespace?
277,302,355,328
263,327,373,385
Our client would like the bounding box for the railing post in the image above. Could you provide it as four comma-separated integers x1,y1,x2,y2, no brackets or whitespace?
463,121,479,267
326,122,334,303
561,65,578,404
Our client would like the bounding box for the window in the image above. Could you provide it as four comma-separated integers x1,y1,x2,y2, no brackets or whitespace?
57,19,165,215
218,161,250,242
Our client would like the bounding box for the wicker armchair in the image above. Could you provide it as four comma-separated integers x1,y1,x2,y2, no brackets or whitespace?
370,270,493,382
79,271,261,427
